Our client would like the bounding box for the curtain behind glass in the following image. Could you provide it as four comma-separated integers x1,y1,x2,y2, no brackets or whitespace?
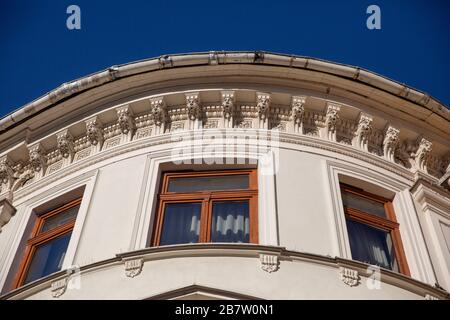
160,203,201,245
211,201,249,243
346,219,398,271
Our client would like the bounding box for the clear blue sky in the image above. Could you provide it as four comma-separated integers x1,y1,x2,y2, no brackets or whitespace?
1,0,449,117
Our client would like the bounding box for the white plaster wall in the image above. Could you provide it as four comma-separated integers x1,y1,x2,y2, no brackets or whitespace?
20,256,422,300
73,155,147,266
275,149,334,256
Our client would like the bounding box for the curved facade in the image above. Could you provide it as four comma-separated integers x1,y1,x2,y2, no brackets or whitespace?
0,52,449,300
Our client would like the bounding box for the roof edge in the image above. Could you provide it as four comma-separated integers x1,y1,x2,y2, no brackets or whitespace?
1,51,448,133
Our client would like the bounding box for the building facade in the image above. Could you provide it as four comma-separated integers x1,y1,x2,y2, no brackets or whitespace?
0,52,449,300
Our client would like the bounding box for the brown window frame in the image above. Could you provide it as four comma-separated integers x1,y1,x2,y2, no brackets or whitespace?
340,184,410,275
151,169,258,246
13,198,81,289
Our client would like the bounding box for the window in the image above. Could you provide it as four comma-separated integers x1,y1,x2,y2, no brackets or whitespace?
340,184,409,274
14,199,81,287
152,170,258,246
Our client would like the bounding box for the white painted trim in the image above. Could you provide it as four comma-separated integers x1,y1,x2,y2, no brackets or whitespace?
325,160,437,285
0,170,98,291
130,148,279,250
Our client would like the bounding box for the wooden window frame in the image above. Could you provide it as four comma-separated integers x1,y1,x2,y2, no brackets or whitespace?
151,169,258,246
13,198,81,289
340,184,410,275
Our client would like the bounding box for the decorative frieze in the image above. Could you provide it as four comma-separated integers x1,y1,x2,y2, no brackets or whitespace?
1,90,449,197
259,254,279,273
124,258,143,278
339,267,360,287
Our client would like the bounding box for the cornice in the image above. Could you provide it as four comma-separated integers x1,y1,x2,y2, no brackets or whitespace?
1,243,448,300
0,52,448,136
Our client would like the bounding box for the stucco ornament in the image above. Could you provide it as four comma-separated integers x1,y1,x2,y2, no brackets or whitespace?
339,267,360,287
382,126,400,162
256,93,270,120
221,92,235,120
290,96,305,125
415,138,433,172
260,254,279,273
0,155,14,191
85,117,104,146
186,94,201,121
353,113,373,150
28,143,47,173
124,258,143,278
117,105,135,134
324,103,341,141
56,129,75,159
150,98,167,126
51,278,68,298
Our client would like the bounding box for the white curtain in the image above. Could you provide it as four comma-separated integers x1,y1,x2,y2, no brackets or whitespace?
211,201,249,243
160,203,201,245
346,219,397,271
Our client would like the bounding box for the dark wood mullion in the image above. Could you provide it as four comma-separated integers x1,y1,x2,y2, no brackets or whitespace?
154,169,259,247
345,207,399,230
27,221,75,246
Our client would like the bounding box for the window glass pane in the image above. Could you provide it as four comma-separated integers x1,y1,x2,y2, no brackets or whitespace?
342,191,386,218
211,201,250,243
346,219,398,271
160,203,201,245
167,174,249,192
41,204,80,233
24,232,72,285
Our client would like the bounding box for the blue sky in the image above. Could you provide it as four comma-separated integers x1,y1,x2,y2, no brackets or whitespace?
1,0,449,117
